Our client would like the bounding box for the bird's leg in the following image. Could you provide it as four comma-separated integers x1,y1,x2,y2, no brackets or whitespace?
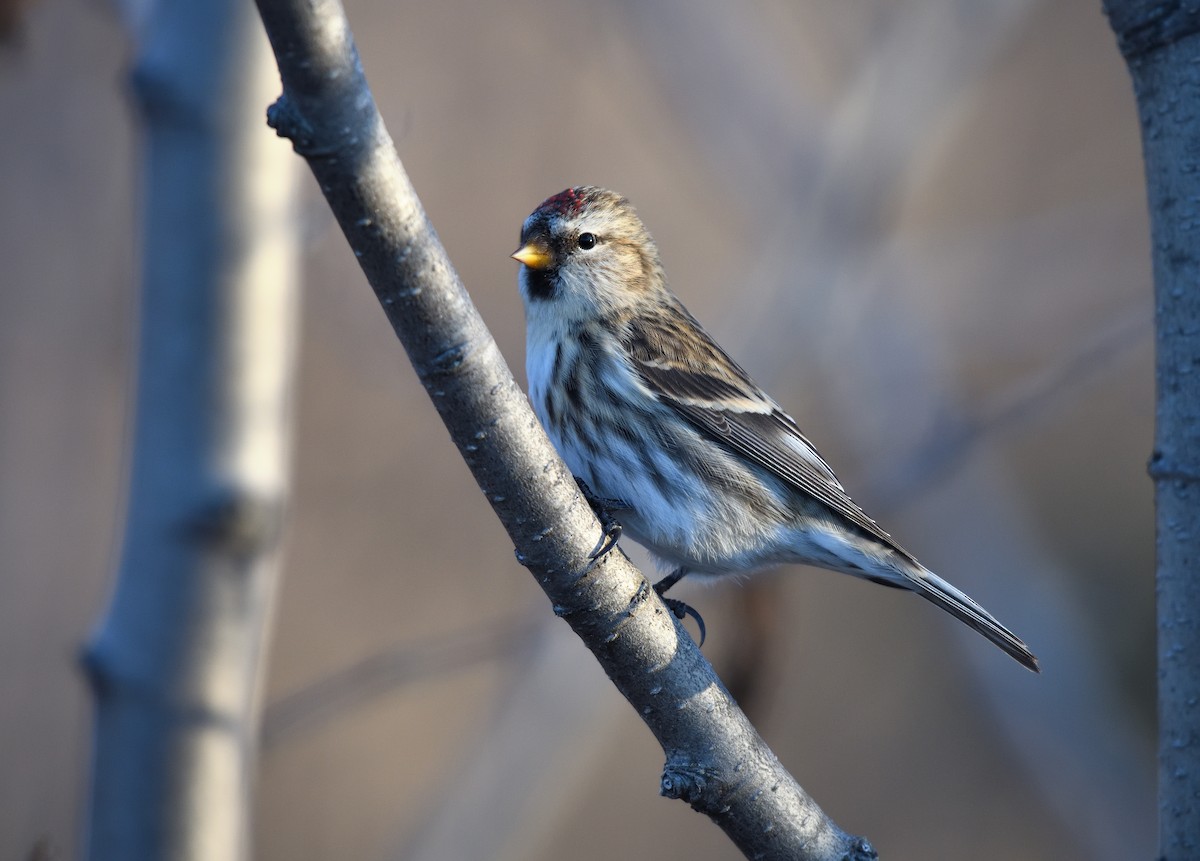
653,568,706,647
575,477,624,567
653,567,688,595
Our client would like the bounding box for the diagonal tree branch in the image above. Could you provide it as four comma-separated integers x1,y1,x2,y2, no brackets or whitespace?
252,0,875,858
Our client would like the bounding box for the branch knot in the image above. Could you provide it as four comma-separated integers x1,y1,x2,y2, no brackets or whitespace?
661,761,720,805
842,837,879,861
267,95,336,157
1148,450,1200,483
179,489,283,557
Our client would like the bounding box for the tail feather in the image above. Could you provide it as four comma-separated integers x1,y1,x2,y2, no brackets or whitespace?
908,566,1040,673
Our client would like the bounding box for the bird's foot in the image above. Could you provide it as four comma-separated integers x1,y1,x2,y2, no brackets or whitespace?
576,477,624,571
661,597,707,647
587,521,622,568
653,569,706,646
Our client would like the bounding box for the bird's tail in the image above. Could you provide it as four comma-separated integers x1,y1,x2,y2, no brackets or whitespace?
906,565,1040,673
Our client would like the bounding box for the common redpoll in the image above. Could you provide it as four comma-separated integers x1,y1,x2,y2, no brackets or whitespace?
512,186,1039,672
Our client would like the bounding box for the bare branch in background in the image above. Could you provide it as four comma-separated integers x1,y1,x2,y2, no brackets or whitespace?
873,301,1150,511
395,620,619,861
80,0,302,857
251,0,875,857
262,615,541,746
1104,4,1200,857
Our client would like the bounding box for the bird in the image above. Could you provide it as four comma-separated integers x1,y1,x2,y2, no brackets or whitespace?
511,186,1039,672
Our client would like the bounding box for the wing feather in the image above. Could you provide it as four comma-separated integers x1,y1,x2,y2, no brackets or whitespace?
623,312,914,561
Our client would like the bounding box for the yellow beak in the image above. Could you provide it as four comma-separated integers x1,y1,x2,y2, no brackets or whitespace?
511,241,553,270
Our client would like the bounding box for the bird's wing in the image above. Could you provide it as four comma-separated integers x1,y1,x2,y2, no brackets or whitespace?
622,311,913,560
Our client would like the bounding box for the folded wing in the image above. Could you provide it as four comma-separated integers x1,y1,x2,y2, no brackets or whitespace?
623,311,915,562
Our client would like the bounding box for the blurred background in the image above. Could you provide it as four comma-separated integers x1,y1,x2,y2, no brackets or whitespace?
0,0,1153,858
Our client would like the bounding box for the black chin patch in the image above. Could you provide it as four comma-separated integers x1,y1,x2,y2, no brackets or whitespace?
524,266,558,301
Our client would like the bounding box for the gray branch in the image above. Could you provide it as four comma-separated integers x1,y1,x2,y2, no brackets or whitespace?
1103,3,1200,859
252,0,874,857
81,0,302,857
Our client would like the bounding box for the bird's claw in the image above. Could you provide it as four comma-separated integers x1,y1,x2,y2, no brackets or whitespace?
576,477,625,571
588,520,622,565
662,597,707,647
572,483,705,645
650,568,704,644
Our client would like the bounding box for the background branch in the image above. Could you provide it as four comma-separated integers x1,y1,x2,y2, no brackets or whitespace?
262,614,540,746
252,0,873,857
1103,4,1200,858
80,0,301,856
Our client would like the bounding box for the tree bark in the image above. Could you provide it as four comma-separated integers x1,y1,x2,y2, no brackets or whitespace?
1103,4,1200,859
251,0,874,857
81,0,301,856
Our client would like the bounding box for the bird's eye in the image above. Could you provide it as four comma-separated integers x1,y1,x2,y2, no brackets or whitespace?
577,232,597,250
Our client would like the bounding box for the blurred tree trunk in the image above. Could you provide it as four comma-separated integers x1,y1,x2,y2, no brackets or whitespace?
80,0,301,856
1103,4,1200,859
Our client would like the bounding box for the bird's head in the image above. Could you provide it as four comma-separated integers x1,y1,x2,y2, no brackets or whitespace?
512,186,665,316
